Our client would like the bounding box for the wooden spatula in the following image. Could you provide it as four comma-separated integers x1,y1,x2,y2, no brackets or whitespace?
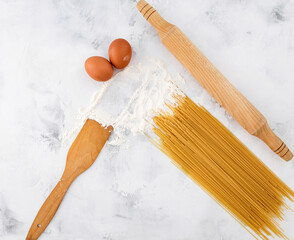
26,119,113,240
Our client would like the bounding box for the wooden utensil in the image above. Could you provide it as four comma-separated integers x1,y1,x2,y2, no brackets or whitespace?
26,119,113,240
137,0,293,161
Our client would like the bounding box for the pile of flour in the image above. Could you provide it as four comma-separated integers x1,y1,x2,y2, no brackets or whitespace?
60,60,184,146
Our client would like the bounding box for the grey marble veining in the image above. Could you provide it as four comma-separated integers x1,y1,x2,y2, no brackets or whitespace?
0,0,294,239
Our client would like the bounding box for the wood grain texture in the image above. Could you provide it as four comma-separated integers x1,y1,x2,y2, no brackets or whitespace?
137,0,293,161
26,119,113,240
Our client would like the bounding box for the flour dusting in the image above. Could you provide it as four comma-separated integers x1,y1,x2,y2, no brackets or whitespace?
60,60,185,146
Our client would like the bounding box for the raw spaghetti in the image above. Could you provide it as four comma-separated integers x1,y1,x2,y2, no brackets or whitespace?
150,94,294,240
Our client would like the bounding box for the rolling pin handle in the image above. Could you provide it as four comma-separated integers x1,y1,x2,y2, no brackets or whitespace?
255,123,293,161
137,0,175,38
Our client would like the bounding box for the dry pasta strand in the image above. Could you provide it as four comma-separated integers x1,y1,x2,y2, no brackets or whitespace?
150,94,294,240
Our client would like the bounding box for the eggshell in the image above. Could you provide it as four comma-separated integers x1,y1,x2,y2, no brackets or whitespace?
85,56,113,81
109,38,132,69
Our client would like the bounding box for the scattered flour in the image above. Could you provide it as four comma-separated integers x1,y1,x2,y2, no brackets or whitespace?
60,60,185,146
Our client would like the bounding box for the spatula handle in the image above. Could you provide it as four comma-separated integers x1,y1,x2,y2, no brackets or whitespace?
26,177,73,240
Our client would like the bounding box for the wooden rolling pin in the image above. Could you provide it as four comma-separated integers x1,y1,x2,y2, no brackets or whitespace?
137,0,293,161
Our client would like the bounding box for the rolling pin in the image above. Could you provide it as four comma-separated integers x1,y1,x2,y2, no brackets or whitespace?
137,0,293,161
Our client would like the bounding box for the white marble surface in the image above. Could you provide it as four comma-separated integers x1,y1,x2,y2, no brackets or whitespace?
1,0,294,239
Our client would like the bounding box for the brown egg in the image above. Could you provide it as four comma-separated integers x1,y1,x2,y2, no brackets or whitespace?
85,56,113,81
109,38,132,69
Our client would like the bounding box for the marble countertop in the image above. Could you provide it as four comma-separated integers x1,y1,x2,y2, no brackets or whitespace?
1,0,294,239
